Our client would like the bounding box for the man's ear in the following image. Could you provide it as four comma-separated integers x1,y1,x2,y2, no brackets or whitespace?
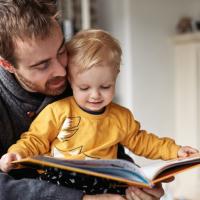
0,58,16,73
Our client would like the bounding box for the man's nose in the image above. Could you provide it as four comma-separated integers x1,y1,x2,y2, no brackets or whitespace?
52,59,67,77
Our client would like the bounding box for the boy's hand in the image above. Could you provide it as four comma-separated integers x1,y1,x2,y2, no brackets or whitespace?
178,146,199,158
0,153,22,172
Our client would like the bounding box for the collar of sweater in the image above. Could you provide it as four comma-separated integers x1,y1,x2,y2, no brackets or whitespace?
0,67,57,115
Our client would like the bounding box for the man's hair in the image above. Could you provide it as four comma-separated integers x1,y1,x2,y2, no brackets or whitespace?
66,29,122,72
0,0,59,66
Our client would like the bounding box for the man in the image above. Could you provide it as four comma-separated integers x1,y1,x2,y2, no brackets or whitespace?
0,0,164,199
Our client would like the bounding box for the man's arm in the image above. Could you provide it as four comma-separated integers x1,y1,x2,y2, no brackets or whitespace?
0,171,165,200
83,184,165,200
0,172,84,200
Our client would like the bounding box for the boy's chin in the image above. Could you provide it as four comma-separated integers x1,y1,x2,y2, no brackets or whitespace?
82,106,105,114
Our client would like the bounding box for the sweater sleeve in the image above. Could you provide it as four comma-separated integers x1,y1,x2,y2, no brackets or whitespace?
121,110,180,160
0,172,84,200
8,104,60,158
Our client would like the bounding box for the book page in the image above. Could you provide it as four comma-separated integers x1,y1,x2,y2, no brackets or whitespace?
41,156,141,172
141,154,200,180
26,156,149,183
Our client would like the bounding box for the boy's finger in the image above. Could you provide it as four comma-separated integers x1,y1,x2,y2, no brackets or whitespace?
183,146,198,153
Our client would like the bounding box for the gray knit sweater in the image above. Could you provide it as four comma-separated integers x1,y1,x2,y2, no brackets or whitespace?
0,67,83,200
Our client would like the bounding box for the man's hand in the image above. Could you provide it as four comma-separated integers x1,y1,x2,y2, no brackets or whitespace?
83,194,126,200
82,183,165,200
0,152,21,172
125,177,175,200
125,183,164,200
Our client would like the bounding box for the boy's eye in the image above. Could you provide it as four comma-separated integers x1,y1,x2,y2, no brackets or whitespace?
101,85,111,89
79,87,89,91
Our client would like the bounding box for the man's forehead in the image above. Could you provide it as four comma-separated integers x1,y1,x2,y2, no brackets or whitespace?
14,37,47,66
14,22,62,56
15,38,64,68
15,37,39,52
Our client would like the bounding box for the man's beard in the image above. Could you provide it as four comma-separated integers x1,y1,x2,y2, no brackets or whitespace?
15,72,67,96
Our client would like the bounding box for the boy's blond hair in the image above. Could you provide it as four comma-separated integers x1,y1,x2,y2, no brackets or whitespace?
66,29,122,72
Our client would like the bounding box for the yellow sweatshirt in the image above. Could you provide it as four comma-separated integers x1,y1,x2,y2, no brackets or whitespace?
8,96,180,160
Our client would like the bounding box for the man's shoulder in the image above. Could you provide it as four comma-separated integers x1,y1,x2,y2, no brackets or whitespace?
0,94,8,110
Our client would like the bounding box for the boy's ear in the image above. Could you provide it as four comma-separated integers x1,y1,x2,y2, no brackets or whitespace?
115,68,120,76
0,58,16,73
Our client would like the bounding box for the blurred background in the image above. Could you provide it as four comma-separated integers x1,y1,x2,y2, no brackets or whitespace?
58,0,200,199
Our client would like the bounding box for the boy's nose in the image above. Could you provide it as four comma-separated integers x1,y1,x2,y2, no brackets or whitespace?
91,89,100,99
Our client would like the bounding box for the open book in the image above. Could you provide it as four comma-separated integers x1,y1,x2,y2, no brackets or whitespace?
14,154,200,189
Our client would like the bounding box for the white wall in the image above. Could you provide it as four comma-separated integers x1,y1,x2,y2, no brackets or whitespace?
96,0,200,154
96,1,200,199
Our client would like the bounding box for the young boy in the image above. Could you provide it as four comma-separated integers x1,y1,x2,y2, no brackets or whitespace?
0,29,198,172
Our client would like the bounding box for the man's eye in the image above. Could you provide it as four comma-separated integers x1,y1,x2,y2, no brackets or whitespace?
35,62,50,71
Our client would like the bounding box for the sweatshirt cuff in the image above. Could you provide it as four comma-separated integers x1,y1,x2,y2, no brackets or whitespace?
170,145,181,159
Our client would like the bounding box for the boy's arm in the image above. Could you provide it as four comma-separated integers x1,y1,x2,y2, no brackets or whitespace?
122,111,180,160
8,104,60,158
